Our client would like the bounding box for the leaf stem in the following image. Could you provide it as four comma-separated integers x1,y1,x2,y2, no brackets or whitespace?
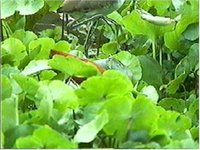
0,19,4,41
159,47,162,66
152,40,156,60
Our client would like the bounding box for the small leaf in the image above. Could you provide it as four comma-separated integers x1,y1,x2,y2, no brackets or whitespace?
102,41,118,55
141,85,159,103
54,41,71,52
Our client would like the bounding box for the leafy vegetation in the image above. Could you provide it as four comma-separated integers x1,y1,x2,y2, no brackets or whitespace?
1,0,199,148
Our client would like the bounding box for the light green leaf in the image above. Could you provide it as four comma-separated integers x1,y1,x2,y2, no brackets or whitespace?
141,85,159,103
1,38,27,66
74,110,109,143
2,95,19,132
76,70,133,105
35,85,54,122
16,0,44,15
29,38,55,59
1,0,17,19
123,10,174,40
131,95,159,133
48,80,79,111
2,75,12,100
39,70,57,80
111,51,142,83
21,60,51,76
54,41,71,52
16,125,77,148
49,55,98,77
12,74,39,96
102,41,118,55
101,95,133,139
11,30,38,48
1,132,4,148
157,107,192,140
4,124,38,148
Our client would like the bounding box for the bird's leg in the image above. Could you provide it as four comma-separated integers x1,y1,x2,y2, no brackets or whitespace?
84,21,98,57
101,16,122,41
70,14,103,30
61,13,65,40
65,14,69,35
61,13,70,40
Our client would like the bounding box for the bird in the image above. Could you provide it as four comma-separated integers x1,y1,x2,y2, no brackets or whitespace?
58,0,125,57
58,0,125,18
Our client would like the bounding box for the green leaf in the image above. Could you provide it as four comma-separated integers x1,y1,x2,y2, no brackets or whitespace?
39,27,62,41
147,0,171,15
21,60,51,76
48,80,79,111
107,11,123,25
74,110,109,143
175,43,199,77
2,95,19,132
1,132,4,148
164,138,198,149
44,0,64,11
15,16,26,30
166,72,187,95
29,38,55,59
2,75,12,100
164,2,198,51
16,125,77,148
16,0,44,15
123,10,174,40
1,0,17,19
39,70,57,80
102,41,118,55
183,23,199,41
16,136,42,148
131,95,159,133
49,55,98,77
158,98,186,113
156,108,191,140
76,70,133,105
140,85,159,103
4,125,38,148
1,38,27,66
12,74,39,96
110,51,142,83
11,30,38,48
138,56,163,89
54,40,71,52
35,85,54,122
101,95,133,139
